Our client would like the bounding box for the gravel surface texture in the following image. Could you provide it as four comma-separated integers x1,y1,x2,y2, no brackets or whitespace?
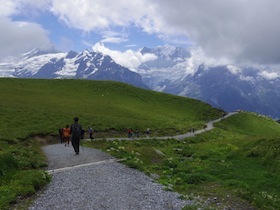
29,144,193,210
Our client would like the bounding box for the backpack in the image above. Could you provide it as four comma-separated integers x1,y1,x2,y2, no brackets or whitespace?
71,123,81,138
89,127,93,133
63,127,70,137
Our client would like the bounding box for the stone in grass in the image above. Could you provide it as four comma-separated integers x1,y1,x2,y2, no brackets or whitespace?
153,148,166,156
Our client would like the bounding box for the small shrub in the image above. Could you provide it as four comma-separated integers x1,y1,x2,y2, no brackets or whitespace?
0,153,18,176
183,173,209,185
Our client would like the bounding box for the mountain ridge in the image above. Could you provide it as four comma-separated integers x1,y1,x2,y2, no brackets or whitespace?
137,46,280,119
1,46,280,118
0,48,148,89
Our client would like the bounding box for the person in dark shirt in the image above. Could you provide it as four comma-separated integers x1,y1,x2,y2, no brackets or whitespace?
58,128,63,143
70,117,82,155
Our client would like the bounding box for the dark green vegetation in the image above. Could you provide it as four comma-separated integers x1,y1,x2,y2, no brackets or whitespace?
0,138,50,209
0,78,223,209
88,112,280,209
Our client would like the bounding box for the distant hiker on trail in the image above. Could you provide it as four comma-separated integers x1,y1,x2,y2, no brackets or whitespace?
135,129,140,138
58,128,63,144
128,128,132,138
146,128,150,137
70,117,83,155
81,129,85,140
88,126,94,140
62,125,71,146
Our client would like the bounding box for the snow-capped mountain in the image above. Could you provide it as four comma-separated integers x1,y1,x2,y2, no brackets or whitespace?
138,45,192,91
0,49,148,89
138,46,280,118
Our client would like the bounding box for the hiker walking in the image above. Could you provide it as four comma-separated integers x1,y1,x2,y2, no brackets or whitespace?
70,117,83,155
81,129,85,140
88,126,94,140
62,125,71,146
58,128,63,143
146,128,150,138
128,128,132,138
135,129,140,138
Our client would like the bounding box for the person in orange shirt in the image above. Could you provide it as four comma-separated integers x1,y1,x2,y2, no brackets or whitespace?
63,125,71,146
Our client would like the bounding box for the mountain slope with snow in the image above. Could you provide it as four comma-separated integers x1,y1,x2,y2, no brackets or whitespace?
138,46,280,118
0,49,148,89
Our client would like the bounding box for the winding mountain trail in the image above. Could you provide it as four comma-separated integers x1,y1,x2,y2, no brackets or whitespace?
102,111,238,141
29,112,238,210
171,111,237,140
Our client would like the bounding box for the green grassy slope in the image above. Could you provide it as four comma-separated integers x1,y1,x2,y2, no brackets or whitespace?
0,78,224,139
192,112,280,208
89,111,280,209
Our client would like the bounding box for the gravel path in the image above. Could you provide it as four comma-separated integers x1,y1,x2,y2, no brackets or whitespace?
29,144,193,210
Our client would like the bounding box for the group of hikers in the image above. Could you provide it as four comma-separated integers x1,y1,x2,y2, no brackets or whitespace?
58,117,152,155
58,117,94,155
127,128,150,138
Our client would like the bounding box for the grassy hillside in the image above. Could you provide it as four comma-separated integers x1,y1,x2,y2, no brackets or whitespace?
89,112,280,209
0,78,224,139
1,78,280,209
0,78,224,209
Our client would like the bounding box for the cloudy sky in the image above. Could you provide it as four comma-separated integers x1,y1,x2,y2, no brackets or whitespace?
1,0,280,68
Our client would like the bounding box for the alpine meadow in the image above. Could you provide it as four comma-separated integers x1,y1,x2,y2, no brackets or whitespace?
0,78,280,209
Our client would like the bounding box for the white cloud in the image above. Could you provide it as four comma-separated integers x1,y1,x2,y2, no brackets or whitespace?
240,75,255,82
189,47,233,68
0,1,17,17
155,0,280,65
2,0,51,17
0,0,53,60
2,0,280,67
0,18,52,60
50,0,157,31
92,42,157,71
99,30,129,45
101,37,128,44
125,44,138,48
258,71,280,80
50,0,280,65
227,65,242,75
